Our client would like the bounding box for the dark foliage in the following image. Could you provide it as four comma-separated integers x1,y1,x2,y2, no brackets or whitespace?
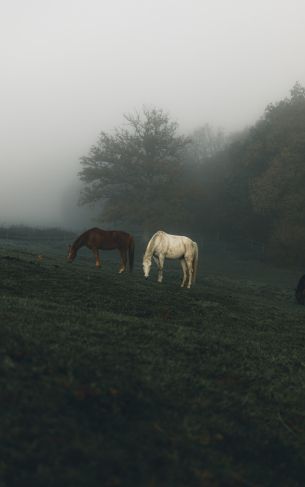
78,83,305,264
79,107,190,232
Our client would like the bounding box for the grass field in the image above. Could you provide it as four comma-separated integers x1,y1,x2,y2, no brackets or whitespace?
0,233,305,487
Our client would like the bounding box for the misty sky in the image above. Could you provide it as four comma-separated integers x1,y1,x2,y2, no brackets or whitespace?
1,0,305,228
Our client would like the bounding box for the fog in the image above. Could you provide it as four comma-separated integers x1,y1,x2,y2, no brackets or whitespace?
1,0,305,229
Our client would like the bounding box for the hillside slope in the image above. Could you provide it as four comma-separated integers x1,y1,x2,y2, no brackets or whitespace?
0,242,305,486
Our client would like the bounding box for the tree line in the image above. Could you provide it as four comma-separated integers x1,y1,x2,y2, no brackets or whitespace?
79,83,305,265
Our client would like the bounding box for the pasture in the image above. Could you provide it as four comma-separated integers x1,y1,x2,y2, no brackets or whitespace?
0,231,305,487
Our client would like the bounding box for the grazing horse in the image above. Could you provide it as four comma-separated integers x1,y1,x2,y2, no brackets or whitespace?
67,227,135,273
143,230,198,288
295,274,305,305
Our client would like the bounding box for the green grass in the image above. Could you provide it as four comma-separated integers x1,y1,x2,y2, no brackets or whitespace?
0,238,305,486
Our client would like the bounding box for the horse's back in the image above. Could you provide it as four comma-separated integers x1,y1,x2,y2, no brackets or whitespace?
148,231,190,258
87,228,130,239
157,231,193,243
167,233,195,248
84,227,105,238
83,227,132,249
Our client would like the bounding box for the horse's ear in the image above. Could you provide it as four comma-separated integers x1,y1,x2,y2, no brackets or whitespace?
68,244,71,250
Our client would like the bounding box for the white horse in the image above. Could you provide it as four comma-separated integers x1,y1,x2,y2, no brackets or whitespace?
143,231,198,288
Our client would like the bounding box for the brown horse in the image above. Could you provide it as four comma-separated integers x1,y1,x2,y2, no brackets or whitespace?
67,228,135,273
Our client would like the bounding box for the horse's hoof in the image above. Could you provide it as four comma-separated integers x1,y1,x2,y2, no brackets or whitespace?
118,269,125,274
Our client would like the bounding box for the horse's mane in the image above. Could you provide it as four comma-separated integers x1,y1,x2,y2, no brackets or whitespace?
144,231,164,257
72,227,102,247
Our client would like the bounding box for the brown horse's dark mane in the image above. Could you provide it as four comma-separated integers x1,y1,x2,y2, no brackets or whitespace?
72,228,101,249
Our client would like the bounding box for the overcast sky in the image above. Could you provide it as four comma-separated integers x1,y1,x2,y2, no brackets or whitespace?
1,0,305,228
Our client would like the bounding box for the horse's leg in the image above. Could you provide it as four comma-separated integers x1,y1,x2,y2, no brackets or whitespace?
93,249,101,268
152,256,159,280
156,254,164,283
118,249,126,273
185,256,193,288
153,256,159,269
152,255,161,281
180,258,187,287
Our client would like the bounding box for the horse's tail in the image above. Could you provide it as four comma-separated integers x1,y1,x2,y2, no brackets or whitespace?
128,235,135,271
192,242,199,284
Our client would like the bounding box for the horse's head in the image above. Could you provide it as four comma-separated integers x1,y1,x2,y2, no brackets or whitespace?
67,244,76,263
142,256,152,279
